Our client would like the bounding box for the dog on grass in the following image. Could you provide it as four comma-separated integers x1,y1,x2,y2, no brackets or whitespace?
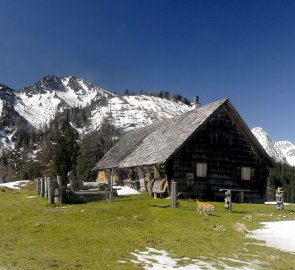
196,199,215,215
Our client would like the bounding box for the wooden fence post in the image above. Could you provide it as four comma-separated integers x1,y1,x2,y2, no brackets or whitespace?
35,178,38,194
171,181,178,208
47,177,55,204
44,177,48,198
35,178,40,195
40,177,45,197
109,168,116,200
38,177,41,195
57,175,65,204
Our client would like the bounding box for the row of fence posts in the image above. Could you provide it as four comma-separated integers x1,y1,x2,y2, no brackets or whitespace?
35,177,285,211
35,176,65,204
35,176,178,206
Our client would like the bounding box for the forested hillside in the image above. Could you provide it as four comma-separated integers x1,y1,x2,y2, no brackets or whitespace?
267,163,295,203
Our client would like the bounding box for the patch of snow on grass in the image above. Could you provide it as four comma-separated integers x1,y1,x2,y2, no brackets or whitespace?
247,221,295,253
0,180,30,190
131,247,263,270
114,186,140,196
264,201,293,205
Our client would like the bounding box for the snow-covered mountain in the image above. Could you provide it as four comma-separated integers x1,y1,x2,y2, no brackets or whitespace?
0,83,30,152
252,127,295,166
14,75,114,129
275,141,295,167
14,75,191,132
0,75,192,151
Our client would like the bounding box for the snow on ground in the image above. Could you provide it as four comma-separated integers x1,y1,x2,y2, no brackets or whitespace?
264,201,293,205
113,186,141,196
130,247,264,270
130,220,295,269
247,220,295,253
0,180,30,190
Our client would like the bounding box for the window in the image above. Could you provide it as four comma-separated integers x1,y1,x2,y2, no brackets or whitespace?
196,163,207,178
241,167,251,180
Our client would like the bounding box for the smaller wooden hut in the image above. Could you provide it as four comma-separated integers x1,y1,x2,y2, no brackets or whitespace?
94,99,272,203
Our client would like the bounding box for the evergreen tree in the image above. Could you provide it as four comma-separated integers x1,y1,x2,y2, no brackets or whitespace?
75,131,104,182
75,121,118,182
51,122,79,182
268,163,295,203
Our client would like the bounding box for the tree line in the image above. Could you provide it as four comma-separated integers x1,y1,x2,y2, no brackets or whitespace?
123,89,191,105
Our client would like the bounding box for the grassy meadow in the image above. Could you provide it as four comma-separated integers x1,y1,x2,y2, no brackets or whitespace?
0,183,295,269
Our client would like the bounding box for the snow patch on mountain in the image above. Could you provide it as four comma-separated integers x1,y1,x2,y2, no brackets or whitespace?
251,127,287,164
15,90,62,128
89,95,192,132
57,77,106,108
0,99,3,117
275,141,295,167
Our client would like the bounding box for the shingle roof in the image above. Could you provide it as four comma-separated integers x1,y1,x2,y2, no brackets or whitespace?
95,99,229,169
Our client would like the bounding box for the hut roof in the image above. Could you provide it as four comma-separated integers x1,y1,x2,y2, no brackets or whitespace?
95,98,271,169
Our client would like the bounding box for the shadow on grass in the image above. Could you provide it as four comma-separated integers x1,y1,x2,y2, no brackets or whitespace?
231,210,252,214
149,203,171,208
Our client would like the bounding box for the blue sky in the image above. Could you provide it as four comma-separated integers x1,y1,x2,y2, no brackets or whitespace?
0,0,294,143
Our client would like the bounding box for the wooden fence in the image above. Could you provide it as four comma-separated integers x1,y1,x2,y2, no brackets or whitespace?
35,177,66,204
34,176,116,204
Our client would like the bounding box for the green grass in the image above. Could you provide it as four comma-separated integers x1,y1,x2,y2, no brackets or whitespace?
0,185,295,269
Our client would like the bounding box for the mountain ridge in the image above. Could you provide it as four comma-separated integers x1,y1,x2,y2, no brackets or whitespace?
0,75,193,151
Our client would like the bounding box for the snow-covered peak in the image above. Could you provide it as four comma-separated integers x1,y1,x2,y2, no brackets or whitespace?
13,75,192,132
275,141,295,167
252,127,287,164
15,76,114,128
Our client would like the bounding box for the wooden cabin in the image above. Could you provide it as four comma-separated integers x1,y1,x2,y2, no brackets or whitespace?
94,99,272,203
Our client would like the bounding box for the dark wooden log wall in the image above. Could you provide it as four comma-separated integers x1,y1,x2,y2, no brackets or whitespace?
170,109,269,203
